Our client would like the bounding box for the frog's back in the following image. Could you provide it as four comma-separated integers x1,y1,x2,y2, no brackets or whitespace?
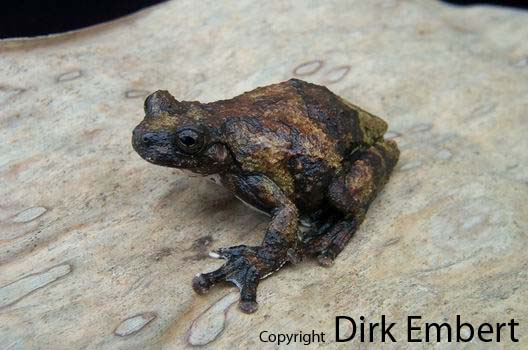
209,79,387,156
286,79,387,154
206,79,388,196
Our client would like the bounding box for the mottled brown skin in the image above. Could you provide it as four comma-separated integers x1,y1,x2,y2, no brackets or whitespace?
132,79,399,313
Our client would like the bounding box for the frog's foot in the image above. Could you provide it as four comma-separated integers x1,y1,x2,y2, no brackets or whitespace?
191,245,287,313
302,219,359,267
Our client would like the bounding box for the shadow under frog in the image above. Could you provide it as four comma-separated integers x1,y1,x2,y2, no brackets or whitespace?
132,78,399,313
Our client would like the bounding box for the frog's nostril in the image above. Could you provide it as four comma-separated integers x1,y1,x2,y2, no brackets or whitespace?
141,132,163,146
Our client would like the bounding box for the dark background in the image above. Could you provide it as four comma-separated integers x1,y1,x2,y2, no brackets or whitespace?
0,0,526,39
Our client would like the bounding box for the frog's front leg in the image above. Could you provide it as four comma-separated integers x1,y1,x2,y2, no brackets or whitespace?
192,174,298,313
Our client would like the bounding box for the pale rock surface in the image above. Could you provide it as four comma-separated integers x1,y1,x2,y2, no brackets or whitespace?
1,0,527,349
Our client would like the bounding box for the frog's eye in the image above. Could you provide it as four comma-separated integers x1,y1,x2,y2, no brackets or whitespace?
175,127,205,154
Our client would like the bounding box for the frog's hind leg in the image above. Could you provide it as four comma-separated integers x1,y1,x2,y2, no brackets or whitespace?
303,139,400,266
302,217,359,266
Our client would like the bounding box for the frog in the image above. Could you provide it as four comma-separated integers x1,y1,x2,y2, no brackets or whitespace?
132,78,399,313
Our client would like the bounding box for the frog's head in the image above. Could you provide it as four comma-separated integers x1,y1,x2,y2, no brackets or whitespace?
132,90,232,175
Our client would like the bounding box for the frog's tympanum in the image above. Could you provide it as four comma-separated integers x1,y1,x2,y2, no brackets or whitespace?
132,79,399,313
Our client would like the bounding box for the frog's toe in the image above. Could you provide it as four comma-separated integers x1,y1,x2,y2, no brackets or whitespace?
216,245,252,260
316,252,335,267
303,219,358,266
191,273,211,294
315,241,343,267
239,300,259,313
191,262,234,294
226,263,260,313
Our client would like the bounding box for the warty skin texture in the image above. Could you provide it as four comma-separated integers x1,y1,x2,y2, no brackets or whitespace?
132,79,399,313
